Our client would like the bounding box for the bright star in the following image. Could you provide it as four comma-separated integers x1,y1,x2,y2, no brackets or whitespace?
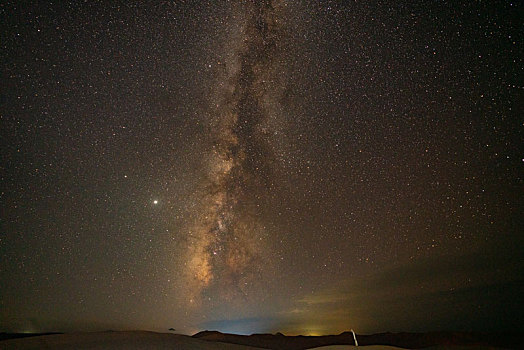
153,200,158,205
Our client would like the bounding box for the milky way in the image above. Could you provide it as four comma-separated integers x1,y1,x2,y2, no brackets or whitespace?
2,0,522,335
184,0,287,303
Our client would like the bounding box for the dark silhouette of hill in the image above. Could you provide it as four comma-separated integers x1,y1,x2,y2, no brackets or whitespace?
193,330,523,349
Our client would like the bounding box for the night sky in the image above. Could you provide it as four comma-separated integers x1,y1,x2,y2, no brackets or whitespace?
1,1,523,336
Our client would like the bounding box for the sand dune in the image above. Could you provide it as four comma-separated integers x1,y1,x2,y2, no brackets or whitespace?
308,346,407,350
192,330,520,349
0,331,263,350
0,331,516,349
308,346,508,350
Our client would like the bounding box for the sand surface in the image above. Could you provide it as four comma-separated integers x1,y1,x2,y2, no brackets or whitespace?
310,346,505,350
0,331,264,350
309,346,408,350
0,332,510,350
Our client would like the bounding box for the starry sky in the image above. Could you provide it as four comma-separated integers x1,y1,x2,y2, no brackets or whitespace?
1,0,523,336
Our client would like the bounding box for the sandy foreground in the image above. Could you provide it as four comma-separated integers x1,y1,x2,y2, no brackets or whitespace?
0,334,418,350
310,346,504,350
0,332,509,350
0,331,263,350
307,346,407,350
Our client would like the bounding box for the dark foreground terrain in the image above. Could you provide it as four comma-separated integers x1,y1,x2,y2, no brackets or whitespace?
193,330,523,349
1,330,521,349
0,332,62,341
